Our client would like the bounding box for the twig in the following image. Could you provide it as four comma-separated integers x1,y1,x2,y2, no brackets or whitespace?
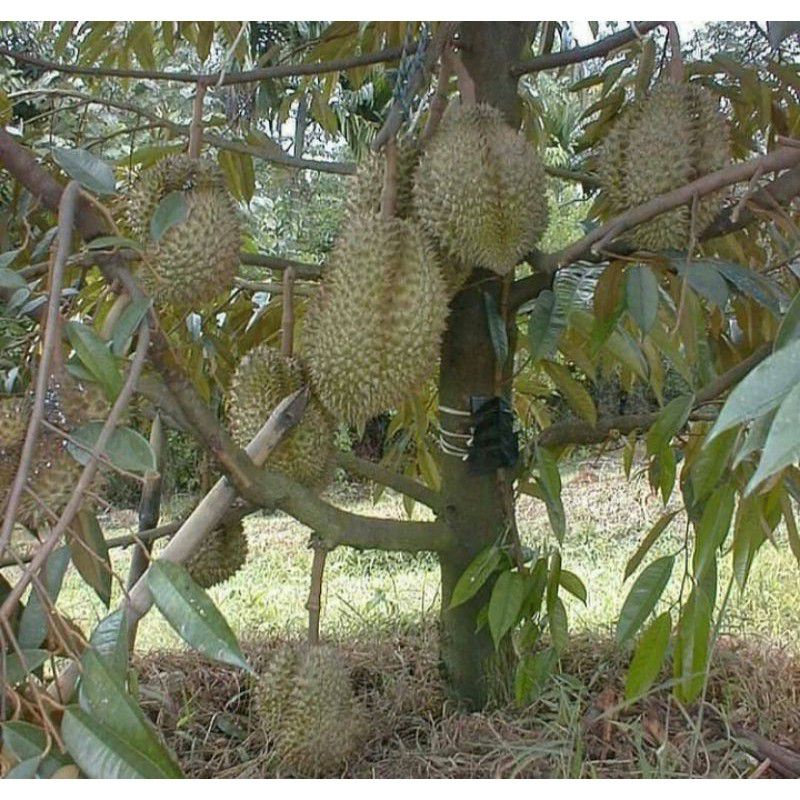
188,82,207,158
421,49,453,143
0,181,81,553
664,23,684,83
280,268,295,358
306,543,329,645
234,277,315,296
510,22,664,77
380,138,399,219
450,50,476,105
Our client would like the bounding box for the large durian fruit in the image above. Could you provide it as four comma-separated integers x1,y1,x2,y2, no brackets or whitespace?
255,644,367,777
303,214,449,426
413,103,549,276
125,154,241,308
186,520,248,589
227,345,335,489
347,140,420,220
596,82,730,251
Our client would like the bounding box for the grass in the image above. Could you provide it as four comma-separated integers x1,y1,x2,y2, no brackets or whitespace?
11,455,800,777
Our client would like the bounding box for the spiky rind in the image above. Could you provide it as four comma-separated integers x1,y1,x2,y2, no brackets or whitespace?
303,215,449,426
0,396,30,452
347,141,421,219
228,346,335,489
597,83,730,251
414,103,549,275
186,520,248,589
256,644,367,777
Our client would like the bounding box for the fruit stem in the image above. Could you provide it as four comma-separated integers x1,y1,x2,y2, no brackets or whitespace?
380,137,399,220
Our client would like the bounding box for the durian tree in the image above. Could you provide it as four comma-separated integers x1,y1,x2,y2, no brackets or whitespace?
1,20,800,776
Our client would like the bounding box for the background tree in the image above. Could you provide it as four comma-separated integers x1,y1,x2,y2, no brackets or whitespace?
0,20,799,777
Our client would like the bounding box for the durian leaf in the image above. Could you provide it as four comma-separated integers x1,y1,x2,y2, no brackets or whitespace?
67,423,156,474
541,360,597,425
527,290,566,364
86,235,144,252
1,721,71,777
548,596,569,653
732,411,775,469
687,427,738,505
713,260,781,315
774,290,800,351
150,191,188,242
514,647,557,705
708,338,800,442
645,394,694,456
535,447,565,542
52,147,117,195
17,547,71,649
5,757,43,779
732,494,767,589
67,509,112,607
449,545,503,609
89,609,130,677
625,264,659,334
62,707,181,779
616,555,675,645
673,584,714,704
488,571,526,649
0,248,22,270
2,650,50,686
110,296,153,356
0,266,27,290
483,291,509,367
65,321,124,401
147,560,252,672
746,382,800,494
673,260,730,309
559,569,587,605
624,509,681,581
692,483,735,581
625,611,671,701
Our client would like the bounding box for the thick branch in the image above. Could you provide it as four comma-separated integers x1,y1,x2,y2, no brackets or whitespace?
510,22,663,77
239,252,322,279
0,43,412,87
335,451,442,512
537,343,771,449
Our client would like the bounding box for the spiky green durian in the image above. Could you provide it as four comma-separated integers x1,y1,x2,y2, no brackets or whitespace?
227,346,335,489
303,214,449,426
186,520,248,589
347,141,421,220
256,644,367,777
413,103,549,276
596,83,730,251
126,155,241,308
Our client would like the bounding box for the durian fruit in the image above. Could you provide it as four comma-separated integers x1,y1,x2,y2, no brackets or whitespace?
303,214,449,426
347,141,421,220
413,103,549,276
256,644,367,777
227,346,335,489
126,155,241,308
45,373,112,430
186,520,248,589
596,82,730,251
0,396,29,452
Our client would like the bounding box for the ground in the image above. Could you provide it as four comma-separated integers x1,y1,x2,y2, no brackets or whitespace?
20,455,800,777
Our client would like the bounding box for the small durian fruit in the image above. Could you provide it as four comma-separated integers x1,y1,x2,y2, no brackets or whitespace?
46,373,112,430
186,520,248,589
0,396,30,452
413,103,549,276
227,346,335,489
347,141,421,220
255,644,302,738
596,83,730,251
303,214,449,426
257,645,367,777
126,155,241,308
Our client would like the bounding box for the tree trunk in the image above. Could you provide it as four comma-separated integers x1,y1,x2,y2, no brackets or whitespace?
437,22,532,708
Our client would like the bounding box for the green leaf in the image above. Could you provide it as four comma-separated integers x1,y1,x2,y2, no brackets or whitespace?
708,339,800,442
536,447,566,542
646,394,694,455
488,571,526,649
732,494,766,589
65,321,123,401
692,483,735,581
67,423,156,474
111,296,152,356
689,427,737,504
746,382,800,494
483,291,509,368
616,555,675,644
62,707,182,779
527,290,566,363
514,647,558,705
67,509,112,607
625,265,659,333
449,545,502,609
674,260,730,308
147,560,252,671
17,547,71,649
150,191,188,241
673,587,713,704
89,609,130,677
0,267,27,290
3,649,49,686
732,412,775,469
624,509,681,581
548,596,569,653
558,569,587,604
5,757,42,778
1,721,71,777
625,611,671,700
86,235,144,252
542,361,597,425
714,261,780,315
774,291,800,351
52,147,116,195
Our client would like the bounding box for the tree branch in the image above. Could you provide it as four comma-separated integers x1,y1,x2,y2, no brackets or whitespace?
335,451,442,512
510,22,663,77
536,343,771,449
0,42,413,87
